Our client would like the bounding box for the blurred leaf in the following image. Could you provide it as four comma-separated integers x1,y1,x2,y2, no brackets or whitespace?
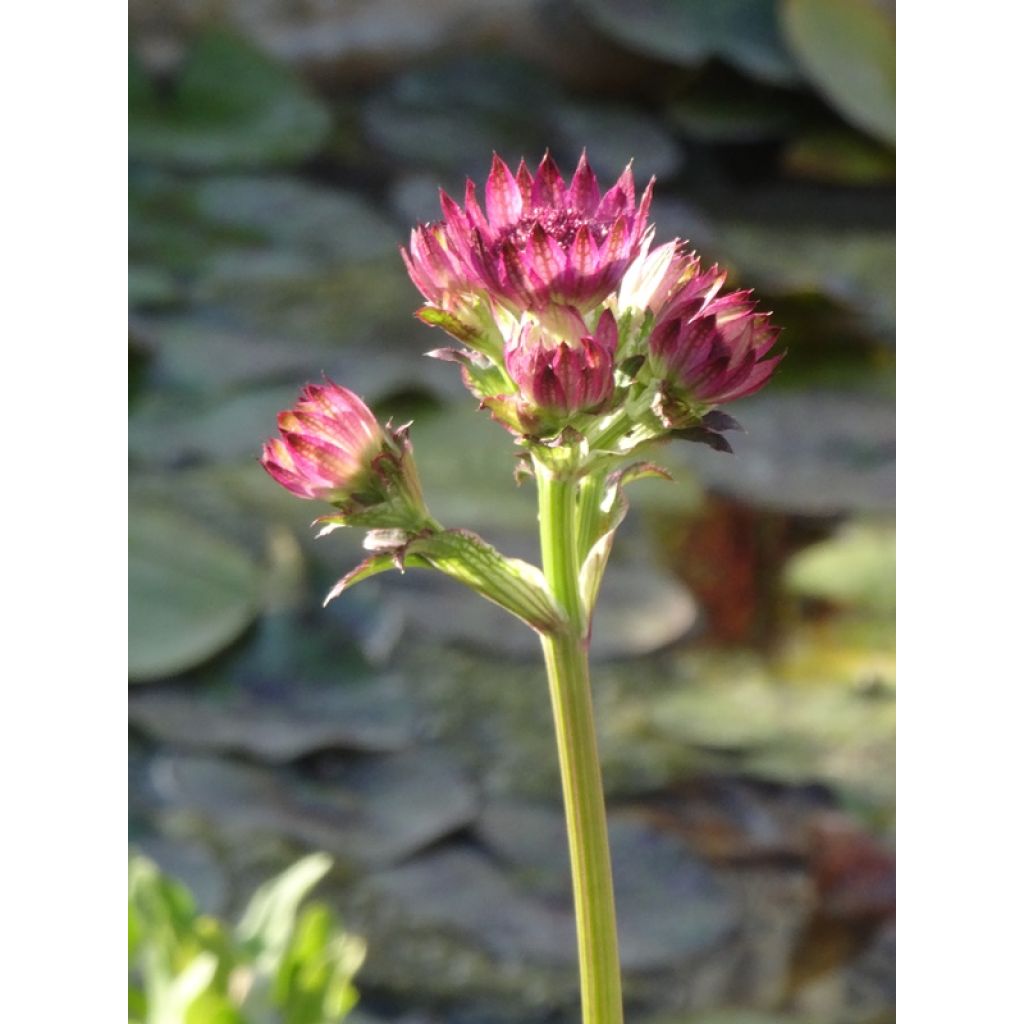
129,33,331,169
236,853,333,971
128,503,263,681
129,385,299,466
783,130,896,184
713,222,895,340
362,57,558,173
579,0,799,84
129,265,182,311
668,87,804,142
193,177,398,264
128,677,416,762
151,749,478,867
785,522,896,614
551,102,685,181
782,0,896,144
129,852,362,1023
275,906,364,1024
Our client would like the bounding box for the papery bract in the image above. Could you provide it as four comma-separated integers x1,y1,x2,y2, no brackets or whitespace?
404,152,653,316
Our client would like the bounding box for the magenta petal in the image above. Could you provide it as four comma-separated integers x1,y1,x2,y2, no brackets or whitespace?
570,224,600,277
568,152,601,215
532,152,566,208
485,154,523,229
262,457,315,499
515,159,534,204
527,225,566,286
593,309,619,354
463,179,491,237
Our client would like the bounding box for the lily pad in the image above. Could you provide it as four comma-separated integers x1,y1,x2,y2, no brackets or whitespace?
129,384,301,467
150,749,478,867
782,0,896,144
129,677,415,762
192,177,398,263
713,221,895,341
129,33,331,169
361,57,558,173
129,503,264,681
579,0,800,84
477,802,740,969
129,265,182,310
673,390,896,515
551,102,685,182
784,523,896,615
634,655,896,808
364,846,576,964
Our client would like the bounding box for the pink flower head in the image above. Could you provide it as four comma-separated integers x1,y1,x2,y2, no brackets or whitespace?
404,151,654,315
648,283,782,416
506,307,618,419
261,381,384,502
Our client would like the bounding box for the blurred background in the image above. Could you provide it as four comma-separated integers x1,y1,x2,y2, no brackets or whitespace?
128,1,895,1022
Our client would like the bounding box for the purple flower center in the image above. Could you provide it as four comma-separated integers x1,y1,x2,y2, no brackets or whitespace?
498,208,610,252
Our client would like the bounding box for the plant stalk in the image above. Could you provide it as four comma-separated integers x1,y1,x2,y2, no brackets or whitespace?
535,461,623,1024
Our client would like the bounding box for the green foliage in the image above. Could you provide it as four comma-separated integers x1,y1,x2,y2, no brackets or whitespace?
580,0,799,84
782,0,896,144
128,503,264,682
128,853,363,1024
785,522,897,615
129,33,331,170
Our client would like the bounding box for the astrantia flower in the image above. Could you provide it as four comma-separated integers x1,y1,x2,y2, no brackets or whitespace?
644,262,782,427
506,307,618,423
404,152,653,317
261,381,432,529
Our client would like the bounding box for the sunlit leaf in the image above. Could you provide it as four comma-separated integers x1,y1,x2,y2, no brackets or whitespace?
782,0,896,144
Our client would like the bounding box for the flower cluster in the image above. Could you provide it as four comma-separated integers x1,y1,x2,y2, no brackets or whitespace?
406,151,780,450
261,153,780,527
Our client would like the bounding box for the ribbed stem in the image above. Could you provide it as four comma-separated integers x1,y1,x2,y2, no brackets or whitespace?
535,461,623,1024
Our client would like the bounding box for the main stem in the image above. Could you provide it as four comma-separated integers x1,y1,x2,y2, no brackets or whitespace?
535,462,623,1024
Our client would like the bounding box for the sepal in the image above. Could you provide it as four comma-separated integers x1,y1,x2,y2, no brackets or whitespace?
324,527,568,635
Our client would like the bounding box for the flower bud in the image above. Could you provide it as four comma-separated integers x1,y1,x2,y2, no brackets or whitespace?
261,381,432,529
505,307,618,421
647,289,782,425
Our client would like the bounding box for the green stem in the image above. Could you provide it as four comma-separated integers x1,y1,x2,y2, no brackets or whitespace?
575,472,605,569
535,462,623,1024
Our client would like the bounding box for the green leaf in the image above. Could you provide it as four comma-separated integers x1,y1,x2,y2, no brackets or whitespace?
784,522,896,615
236,854,334,972
782,0,896,144
129,33,331,169
128,503,263,681
579,0,799,84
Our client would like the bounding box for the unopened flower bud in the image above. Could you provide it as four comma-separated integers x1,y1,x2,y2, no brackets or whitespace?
505,307,618,422
261,380,432,530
